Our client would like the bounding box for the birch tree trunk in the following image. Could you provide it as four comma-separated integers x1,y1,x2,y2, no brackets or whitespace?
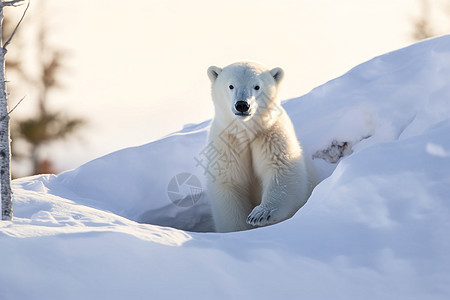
0,4,12,220
1,0,26,220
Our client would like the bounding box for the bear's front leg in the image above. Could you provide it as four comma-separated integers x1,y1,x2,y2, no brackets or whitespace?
247,165,309,227
208,180,255,232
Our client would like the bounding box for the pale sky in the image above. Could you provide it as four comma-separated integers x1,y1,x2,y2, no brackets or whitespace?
7,0,447,175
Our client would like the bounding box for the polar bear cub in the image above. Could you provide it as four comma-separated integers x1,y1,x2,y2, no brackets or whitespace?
206,62,315,232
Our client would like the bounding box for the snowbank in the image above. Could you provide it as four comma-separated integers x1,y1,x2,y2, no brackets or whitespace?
1,36,450,299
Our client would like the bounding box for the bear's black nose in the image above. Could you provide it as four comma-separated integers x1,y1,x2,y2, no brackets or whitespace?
235,101,250,113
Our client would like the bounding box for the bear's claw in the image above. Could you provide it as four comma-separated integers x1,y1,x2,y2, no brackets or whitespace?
247,206,278,226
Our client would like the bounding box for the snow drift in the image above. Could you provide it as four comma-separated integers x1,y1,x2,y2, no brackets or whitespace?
1,36,450,299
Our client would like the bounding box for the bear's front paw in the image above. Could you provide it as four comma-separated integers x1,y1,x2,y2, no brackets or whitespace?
247,205,278,227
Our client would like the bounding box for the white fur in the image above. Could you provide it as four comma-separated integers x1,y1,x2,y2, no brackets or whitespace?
206,62,316,232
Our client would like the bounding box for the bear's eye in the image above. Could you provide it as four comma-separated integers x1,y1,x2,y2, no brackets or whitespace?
254,85,260,91
229,85,234,90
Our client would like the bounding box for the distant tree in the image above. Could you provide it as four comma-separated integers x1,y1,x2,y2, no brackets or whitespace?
4,1,85,176
412,0,436,41
411,0,450,41
1,0,28,220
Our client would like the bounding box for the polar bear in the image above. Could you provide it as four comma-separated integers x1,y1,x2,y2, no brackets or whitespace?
205,61,316,232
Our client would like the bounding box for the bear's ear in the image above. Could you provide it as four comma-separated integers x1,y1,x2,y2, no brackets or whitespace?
207,66,222,83
270,67,284,85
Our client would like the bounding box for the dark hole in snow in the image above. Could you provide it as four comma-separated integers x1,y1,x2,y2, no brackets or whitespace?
138,191,215,233
313,140,354,163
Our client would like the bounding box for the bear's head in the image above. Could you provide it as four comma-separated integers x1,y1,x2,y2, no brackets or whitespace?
207,62,284,125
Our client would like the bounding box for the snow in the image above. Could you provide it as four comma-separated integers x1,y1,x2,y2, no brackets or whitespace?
2,35,450,299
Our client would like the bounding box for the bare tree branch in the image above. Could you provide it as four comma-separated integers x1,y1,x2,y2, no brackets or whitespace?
0,95,25,122
7,95,24,114
2,0,29,51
